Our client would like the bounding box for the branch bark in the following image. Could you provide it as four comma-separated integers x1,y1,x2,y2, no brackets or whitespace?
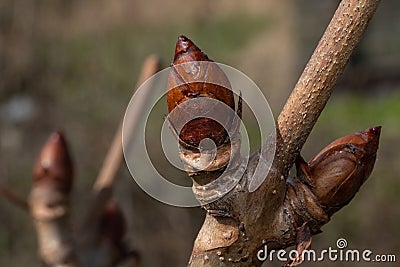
276,0,380,172
187,0,381,266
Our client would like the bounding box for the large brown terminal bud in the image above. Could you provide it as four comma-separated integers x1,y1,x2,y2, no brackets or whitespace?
298,126,381,216
167,35,237,150
33,131,73,193
167,36,241,173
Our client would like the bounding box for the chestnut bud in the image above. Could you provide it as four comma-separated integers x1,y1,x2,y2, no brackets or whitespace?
33,131,73,193
298,126,381,216
167,36,242,173
167,36,239,148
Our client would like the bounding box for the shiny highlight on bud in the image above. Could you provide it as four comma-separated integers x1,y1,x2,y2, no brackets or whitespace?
297,126,381,216
33,131,73,193
167,35,239,151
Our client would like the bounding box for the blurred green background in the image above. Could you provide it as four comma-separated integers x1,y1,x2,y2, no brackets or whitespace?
0,0,399,266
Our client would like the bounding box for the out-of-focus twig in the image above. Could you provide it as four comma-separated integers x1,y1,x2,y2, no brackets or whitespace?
94,54,161,192
0,181,29,211
81,55,161,240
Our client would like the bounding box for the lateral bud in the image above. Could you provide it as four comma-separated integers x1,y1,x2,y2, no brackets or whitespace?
297,126,381,216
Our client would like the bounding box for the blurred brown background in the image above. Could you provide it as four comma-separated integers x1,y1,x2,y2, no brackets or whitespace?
0,0,399,266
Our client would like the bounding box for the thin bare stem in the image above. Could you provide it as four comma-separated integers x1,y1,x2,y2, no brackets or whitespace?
81,55,161,239
276,0,381,174
93,55,161,192
0,181,29,211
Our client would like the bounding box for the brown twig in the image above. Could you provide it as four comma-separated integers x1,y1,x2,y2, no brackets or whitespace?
0,181,29,211
93,55,161,192
80,55,161,241
276,0,381,173
188,0,381,266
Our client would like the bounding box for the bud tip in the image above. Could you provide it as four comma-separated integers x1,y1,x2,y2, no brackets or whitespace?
174,35,207,62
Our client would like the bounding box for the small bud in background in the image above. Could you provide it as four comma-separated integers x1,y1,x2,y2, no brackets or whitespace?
33,131,73,193
298,126,381,216
100,201,126,246
167,35,237,150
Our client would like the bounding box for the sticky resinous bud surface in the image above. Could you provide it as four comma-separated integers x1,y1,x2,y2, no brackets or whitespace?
167,36,240,173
